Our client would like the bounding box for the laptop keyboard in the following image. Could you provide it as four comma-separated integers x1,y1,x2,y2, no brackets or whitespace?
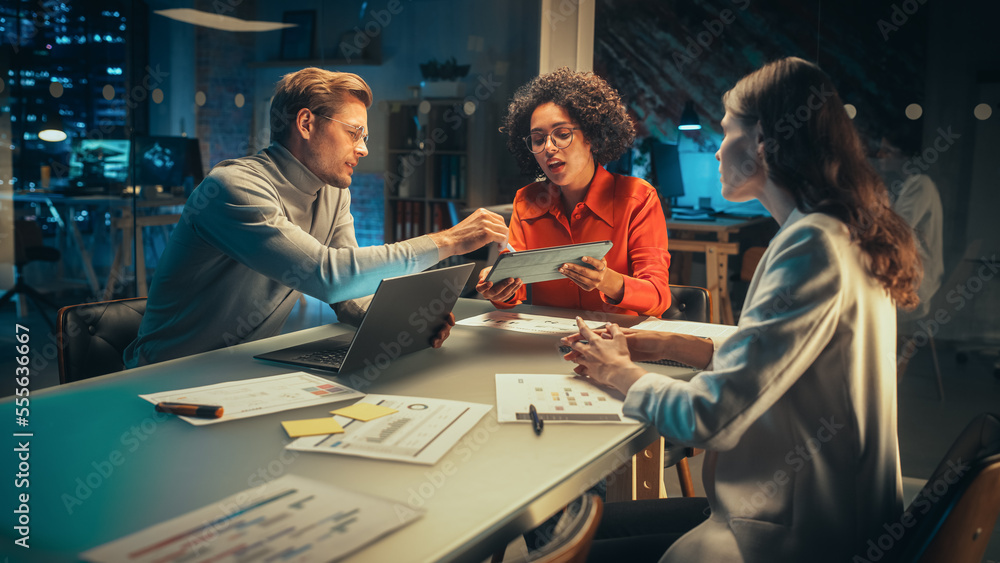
295,346,349,367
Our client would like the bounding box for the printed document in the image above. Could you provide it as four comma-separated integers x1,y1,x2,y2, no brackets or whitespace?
495,373,641,424
82,474,422,563
457,311,606,335
139,372,363,426
287,395,492,465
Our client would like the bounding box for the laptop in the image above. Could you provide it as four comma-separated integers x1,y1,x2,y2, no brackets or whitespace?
254,263,474,373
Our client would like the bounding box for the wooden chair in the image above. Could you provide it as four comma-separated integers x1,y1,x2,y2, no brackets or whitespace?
891,412,1000,562
495,494,603,563
56,297,147,383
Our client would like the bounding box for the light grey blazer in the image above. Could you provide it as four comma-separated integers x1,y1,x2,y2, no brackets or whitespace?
624,209,903,562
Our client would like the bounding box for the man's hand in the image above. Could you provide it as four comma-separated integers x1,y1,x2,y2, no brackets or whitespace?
430,312,456,348
559,256,625,301
427,208,509,259
560,318,646,393
475,266,522,303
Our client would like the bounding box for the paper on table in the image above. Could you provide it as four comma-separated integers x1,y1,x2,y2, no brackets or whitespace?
332,402,398,421
495,373,640,424
287,395,493,465
81,474,423,563
282,417,345,438
630,318,739,339
138,372,363,426
456,311,606,335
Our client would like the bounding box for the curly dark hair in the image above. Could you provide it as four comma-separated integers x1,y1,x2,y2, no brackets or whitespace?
501,67,635,177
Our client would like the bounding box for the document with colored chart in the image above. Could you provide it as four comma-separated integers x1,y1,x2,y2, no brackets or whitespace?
495,373,641,424
286,395,493,465
81,474,423,563
138,372,363,426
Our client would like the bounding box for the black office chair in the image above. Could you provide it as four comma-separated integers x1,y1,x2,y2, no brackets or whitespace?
56,297,147,384
663,285,712,324
0,220,62,329
890,412,1000,563
659,285,713,497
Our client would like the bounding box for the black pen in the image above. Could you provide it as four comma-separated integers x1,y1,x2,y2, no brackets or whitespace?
529,403,544,435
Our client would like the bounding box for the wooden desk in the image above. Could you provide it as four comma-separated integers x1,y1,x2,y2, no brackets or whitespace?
103,198,186,299
2,299,691,562
667,216,772,325
10,193,185,300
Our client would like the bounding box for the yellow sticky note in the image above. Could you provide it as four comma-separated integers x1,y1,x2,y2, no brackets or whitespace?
332,403,398,422
281,418,345,438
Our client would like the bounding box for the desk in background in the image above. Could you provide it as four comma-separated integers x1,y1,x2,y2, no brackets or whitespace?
666,215,773,325
1,299,695,562
9,192,185,300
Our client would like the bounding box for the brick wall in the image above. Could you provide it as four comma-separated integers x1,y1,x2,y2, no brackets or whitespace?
194,0,257,168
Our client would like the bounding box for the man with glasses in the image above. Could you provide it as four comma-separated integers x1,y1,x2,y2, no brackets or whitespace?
125,68,508,368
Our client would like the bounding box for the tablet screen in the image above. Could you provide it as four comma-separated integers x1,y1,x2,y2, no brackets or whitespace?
485,240,613,284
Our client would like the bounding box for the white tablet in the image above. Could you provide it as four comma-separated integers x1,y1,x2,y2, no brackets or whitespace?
485,240,613,284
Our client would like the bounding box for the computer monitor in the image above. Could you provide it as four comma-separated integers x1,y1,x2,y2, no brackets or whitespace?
650,141,685,200
604,147,633,176
67,139,131,189
133,136,205,189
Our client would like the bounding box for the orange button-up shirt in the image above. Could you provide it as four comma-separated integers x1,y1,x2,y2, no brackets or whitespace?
494,166,671,316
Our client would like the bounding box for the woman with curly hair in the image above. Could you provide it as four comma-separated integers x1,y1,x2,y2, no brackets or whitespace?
476,67,672,316
562,57,920,562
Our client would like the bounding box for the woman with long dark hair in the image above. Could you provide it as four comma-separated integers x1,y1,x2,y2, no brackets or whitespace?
563,57,920,562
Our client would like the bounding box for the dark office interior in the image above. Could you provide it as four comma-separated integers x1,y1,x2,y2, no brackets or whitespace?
1,0,998,560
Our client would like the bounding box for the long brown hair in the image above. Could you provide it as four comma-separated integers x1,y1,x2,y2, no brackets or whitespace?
724,57,920,309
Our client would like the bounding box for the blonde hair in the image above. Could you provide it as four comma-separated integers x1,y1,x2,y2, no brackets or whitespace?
269,68,373,143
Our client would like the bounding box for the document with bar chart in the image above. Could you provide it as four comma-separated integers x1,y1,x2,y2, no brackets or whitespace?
286,395,492,465
81,474,423,563
495,373,642,424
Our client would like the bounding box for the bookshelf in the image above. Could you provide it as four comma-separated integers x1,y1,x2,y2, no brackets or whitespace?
383,99,471,244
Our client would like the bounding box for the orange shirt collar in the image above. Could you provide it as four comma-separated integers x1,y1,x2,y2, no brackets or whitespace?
519,165,616,227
